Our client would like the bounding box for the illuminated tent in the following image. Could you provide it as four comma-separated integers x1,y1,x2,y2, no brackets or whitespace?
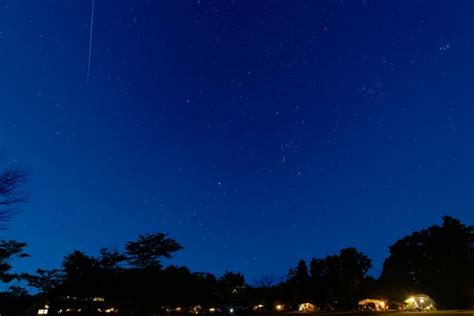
191,305,202,314
298,303,317,312
274,304,286,311
252,304,265,312
404,294,436,311
358,299,387,311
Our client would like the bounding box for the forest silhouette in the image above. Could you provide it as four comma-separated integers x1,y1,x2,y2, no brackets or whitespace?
0,162,472,315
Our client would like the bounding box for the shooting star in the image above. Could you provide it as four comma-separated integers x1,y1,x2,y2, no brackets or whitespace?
86,0,95,85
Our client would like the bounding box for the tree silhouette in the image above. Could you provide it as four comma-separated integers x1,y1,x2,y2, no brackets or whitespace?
286,259,311,302
0,161,28,227
218,271,246,305
305,247,371,307
219,271,246,289
60,250,101,296
22,268,63,294
0,158,30,296
256,274,279,288
380,216,474,308
125,233,183,269
0,240,29,283
15,216,473,314
337,247,372,307
98,247,127,270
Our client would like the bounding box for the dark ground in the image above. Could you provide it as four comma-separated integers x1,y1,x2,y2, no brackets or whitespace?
282,312,474,316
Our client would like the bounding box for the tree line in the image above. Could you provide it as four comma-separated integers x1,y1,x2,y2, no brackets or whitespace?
280,215,473,309
0,160,472,314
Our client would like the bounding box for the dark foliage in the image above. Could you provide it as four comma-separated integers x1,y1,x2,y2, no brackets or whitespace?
0,240,29,283
380,216,474,308
125,233,183,269
284,248,372,308
9,216,474,315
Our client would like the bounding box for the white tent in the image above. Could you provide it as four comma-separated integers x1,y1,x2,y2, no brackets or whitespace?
358,299,387,311
298,303,317,312
404,294,436,311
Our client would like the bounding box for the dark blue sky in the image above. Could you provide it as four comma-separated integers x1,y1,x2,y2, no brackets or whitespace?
1,0,473,281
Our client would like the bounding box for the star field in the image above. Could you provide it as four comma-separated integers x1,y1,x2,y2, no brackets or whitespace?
0,0,473,281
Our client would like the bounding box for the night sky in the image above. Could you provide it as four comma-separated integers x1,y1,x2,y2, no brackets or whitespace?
1,0,473,282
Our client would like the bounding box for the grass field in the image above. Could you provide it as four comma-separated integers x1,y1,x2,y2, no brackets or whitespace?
283,311,474,316
371,312,474,316
362,310,474,316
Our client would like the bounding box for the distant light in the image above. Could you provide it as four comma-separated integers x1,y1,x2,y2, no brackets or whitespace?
252,304,264,312
209,308,216,313
105,307,119,313
275,305,283,311
229,308,234,313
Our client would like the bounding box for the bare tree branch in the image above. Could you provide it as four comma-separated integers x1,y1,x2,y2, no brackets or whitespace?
0,158,29,228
